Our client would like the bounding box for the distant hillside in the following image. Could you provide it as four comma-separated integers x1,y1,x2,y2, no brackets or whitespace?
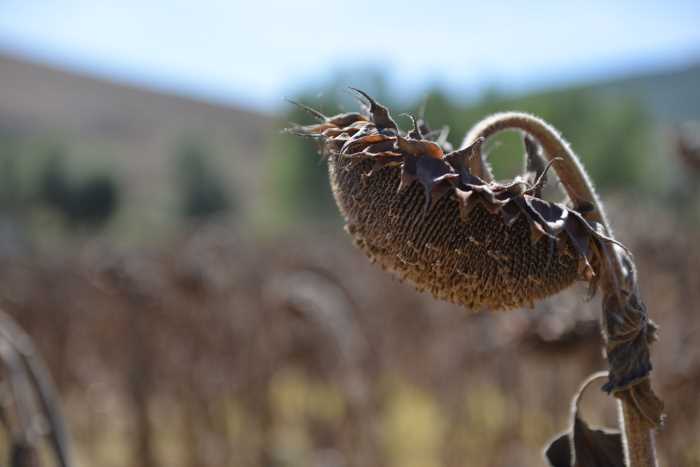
588,62,700,123
0,52,275,238
1,52,698,238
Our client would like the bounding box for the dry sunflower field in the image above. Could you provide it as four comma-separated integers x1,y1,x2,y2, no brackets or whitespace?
0,197,697,467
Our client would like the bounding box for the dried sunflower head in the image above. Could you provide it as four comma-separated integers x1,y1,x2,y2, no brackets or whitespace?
289,90,621,311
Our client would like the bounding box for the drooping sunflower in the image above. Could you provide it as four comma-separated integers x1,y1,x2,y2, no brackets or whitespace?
288,90,664,464
289,89,620,311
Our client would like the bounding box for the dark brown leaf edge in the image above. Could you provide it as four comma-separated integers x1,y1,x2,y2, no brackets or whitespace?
544,372,625,467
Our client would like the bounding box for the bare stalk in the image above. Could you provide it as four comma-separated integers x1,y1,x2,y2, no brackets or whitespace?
463,112,658,467
621,390,659,467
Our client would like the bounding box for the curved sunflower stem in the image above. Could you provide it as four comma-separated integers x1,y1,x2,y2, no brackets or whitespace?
463,113,609,227
463,112,659,467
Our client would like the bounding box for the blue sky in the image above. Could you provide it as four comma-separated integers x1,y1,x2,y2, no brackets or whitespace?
1,1,699,111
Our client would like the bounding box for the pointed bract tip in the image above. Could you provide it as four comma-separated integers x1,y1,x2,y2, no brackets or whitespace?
526,156,562,194
347,87,398,130
524,134,539,155
348,87,376,107
400,113,423,139
285,98,327,121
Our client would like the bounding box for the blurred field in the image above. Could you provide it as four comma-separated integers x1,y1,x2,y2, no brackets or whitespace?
0,200,696,467
0,53,699,466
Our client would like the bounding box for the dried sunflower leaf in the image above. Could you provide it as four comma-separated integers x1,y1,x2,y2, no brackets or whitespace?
528,198,568,235
544,373,625,467
545,424,625,467
348,87,398,131
328,112,367,128
569,417,625,467
601,287,664,428
524,135,545,172
417,116,431,137
512,197,559,242
398,154,418,192
433,126,452,151
415,156,458,212
365,140,398,154
523,135,548,198
443,144,469,167
445,143,488,191
286,98,328,121
567,211,630,254
415,155,456,184
340,133,392,155
564,214,594,278
470,185,508,213
602,292,653,392
9,441,40,467
544,433,572,467
500,201,521,226
530,220,550,244
365,154,404,176
396,134,444,159
284,124,330,139
427,181,455,210
323,124,360,138
401,113,424,140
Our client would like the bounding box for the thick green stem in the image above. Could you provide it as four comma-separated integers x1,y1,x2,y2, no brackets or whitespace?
463,112,658,467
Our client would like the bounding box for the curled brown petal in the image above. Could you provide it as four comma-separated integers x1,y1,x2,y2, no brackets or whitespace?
340,133,394,155
328,112,368,128
396,134,444,159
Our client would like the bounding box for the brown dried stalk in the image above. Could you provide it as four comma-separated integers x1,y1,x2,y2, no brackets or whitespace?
289,92,663,466
0,310,73,467
464,112,662,467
